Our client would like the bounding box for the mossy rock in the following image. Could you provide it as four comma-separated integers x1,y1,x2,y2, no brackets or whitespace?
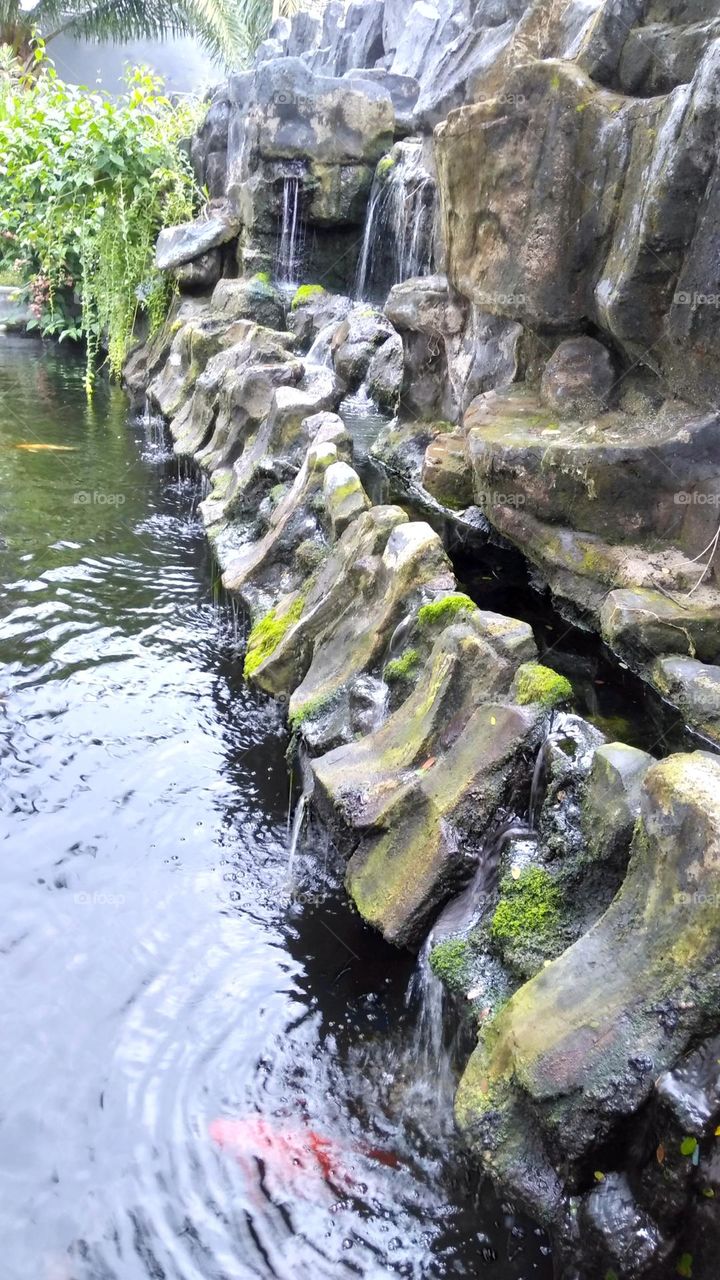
457,751,720,1198
513,661,572,708
417,593,476,630
384,647,419,683
289,690,336,732
291,284,327,310
376,152,396,181
429,937,472,993
490,866,565,977
243,595,305,679
295,538,328,574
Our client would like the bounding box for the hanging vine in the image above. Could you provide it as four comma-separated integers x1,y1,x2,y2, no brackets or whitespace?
0,43,204,391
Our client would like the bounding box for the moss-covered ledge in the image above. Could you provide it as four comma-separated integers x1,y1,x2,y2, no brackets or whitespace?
455,752,720,1221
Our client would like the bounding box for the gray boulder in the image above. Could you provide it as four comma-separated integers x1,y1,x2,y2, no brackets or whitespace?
540,336,617,418
156,203,240,271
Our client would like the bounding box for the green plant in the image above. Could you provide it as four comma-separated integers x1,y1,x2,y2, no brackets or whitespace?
375,152,396,181
0,1,245,67
491,866,561,945
291,283,326,310
429,937,471,989
384,648,419,682
243,595,304,678
0,53,202,389
513,662,573,708
417,593,476,629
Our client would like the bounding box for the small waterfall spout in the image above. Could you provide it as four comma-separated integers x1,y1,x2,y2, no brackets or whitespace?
287,790,308,883
276,176,305,286
355,139,437,301
406,937,452,1098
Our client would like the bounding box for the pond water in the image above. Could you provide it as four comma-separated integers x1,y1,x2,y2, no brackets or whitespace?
0,338,552,1280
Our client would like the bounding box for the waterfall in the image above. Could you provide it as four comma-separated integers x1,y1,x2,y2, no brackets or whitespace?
305,321,337,368
354,178,385,301
287,790,307,882
276,176,305,286
406,937,452,1097
406,816,536,1105
355,139,437,301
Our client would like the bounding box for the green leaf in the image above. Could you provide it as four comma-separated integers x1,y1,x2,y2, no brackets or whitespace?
680,1137,698,1157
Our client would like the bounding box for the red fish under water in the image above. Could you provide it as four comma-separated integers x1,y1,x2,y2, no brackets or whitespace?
209,1115,399,1203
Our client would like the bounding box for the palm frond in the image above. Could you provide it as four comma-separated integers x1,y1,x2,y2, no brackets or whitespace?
32,0,250,68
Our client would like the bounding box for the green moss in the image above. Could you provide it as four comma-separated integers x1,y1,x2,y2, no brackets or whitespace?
329,478,363,504
268,482,288,506
289,690,334,730
514,662,573,708
417,593,476,629
491,867,561,946
384,647,419,683
429,937,471,990
252,271,271,285
295,538,327,573
243,595,305,679
375,152,396,181
291,284,326,310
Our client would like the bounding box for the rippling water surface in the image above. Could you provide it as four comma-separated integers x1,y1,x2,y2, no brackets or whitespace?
0,338,552,1280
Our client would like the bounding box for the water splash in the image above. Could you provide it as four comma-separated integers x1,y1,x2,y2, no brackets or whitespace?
355,139,437,301
276,175,305,286
137,398,168,453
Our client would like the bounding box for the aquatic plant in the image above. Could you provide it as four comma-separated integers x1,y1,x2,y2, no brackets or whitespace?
0,51,202,390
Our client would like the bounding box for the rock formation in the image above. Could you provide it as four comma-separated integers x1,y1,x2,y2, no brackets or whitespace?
125,1,720,1273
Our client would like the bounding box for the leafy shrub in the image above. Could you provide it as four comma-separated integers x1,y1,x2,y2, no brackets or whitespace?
0,48,202,390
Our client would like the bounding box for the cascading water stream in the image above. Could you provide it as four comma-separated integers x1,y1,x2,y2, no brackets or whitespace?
287,789,308,884
405,936,454,1109
276,175,305,286
355,139,437,301
405,814,537,1113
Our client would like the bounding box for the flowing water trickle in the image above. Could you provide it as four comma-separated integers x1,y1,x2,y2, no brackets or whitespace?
0,338,553,1280
286,790,307,883
276,175,305,287
305,321,337,368
355,139,437,301
405,938,453,1104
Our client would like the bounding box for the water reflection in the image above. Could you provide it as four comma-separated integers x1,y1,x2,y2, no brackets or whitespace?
0,338,552,1279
